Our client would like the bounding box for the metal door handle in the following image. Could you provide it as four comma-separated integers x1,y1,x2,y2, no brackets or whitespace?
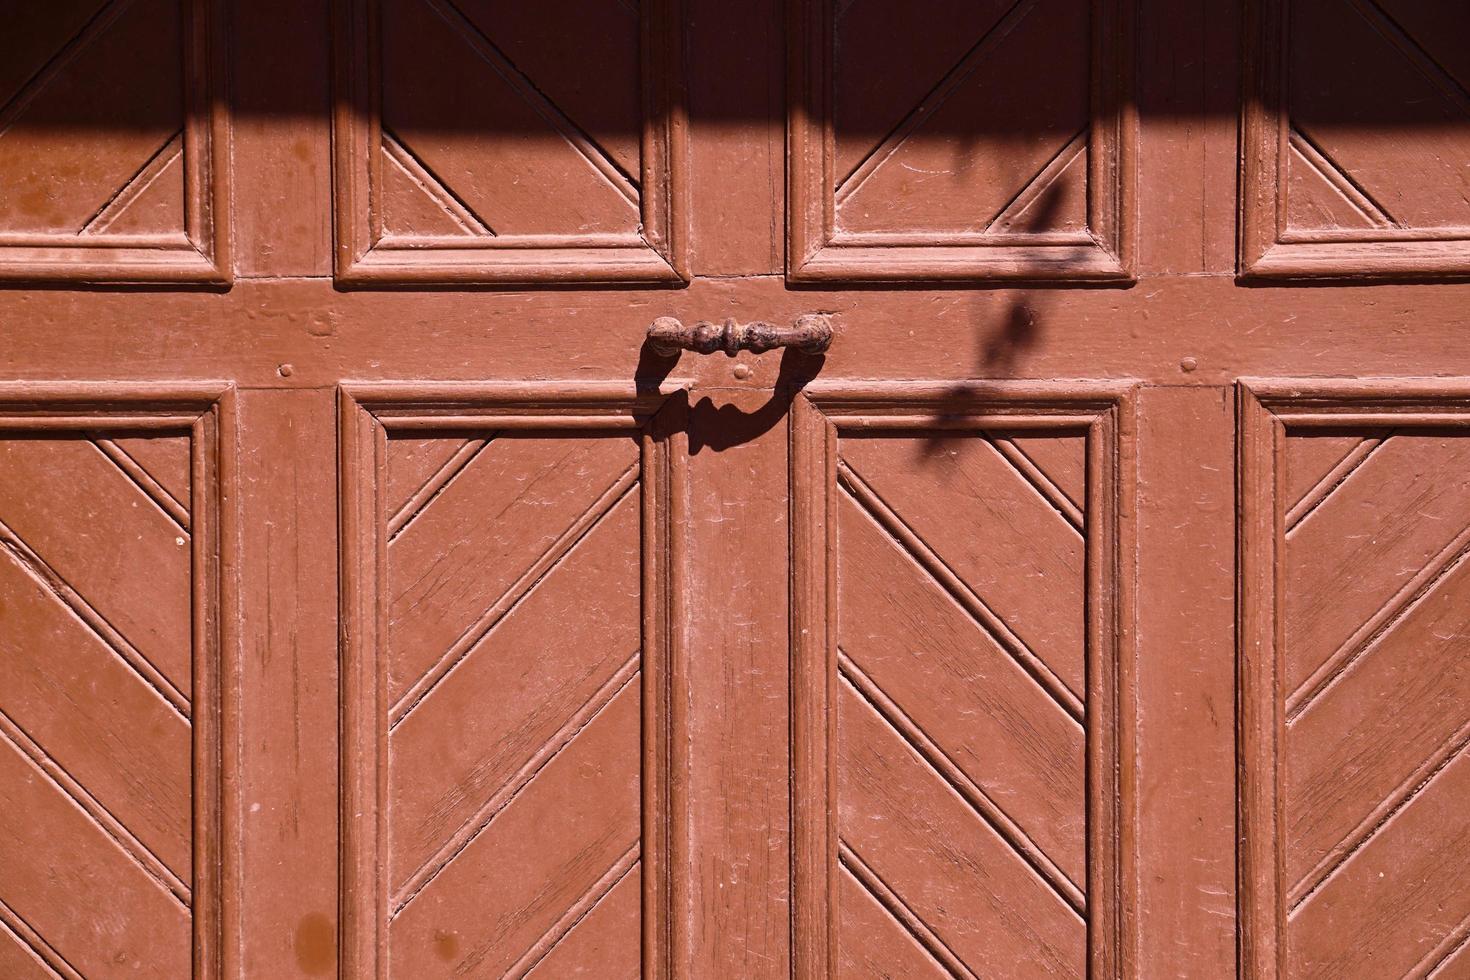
647,314,833,357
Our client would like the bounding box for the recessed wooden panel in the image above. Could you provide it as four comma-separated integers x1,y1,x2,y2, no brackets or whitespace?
338,384,680,977
333,0,687,284
791,384,1134,978
787,0,1135,282
1240,0,1470,278
0,383,232,978
0,0,229,283
1239,380,1470,979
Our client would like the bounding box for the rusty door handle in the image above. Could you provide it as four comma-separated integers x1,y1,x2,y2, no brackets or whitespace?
647,314,833,357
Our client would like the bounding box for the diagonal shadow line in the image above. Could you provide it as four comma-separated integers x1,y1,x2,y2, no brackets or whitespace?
839,653,1086,913
91,437,190,534
0,0,133,137
1287,520,1470,722
1350,0,1470,118
837,461,1084,722
0,706,190,910
980,128,1088,235
386,434,490,541
388,464,639,728
1410,904,1470,979
390,657,640,915
985,435,1084,536
504,844,641,978
78,130,185,237
1283,430,1393,537
1286,128,1398,230
381,130,496,238
837,842,979,980
419,0,641,204
833,0,1037,199
0,516,190,720
1288,721,1470,918
0,893,85,980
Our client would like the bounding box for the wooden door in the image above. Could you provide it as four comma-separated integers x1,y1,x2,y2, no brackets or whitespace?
2,1,1469,978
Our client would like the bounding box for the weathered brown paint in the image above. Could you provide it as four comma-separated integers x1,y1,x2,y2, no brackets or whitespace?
2,0,1469,977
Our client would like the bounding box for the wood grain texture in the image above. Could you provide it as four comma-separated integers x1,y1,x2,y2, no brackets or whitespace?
333,0,687,284
235,390,341,978
1131,387,1238,978
1239,379,1470,980
0,382,235,979
337,385,679,979
791,383,1135,978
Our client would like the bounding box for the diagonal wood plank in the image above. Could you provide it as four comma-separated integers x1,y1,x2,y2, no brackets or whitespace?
1289,0,1470,229
0,517,188,717
389,493,640,883
983,130,1089,237
380,132,494,238
384,435,479,521
0,0,111,112
1001,431,1087,514
0,0,182,235
387,434,637,701
386,435,489,540
79,130,185,236
508,849,639,979
838,450,1085,709
521,861,641,979
1288,742,1470,980
0,547,191,880
836,0,1088,236
832,0,1031,187
390,680,641,978
839,491,1085,887
391,465,638,722
0,437,192,693
1284,432,1470,694
91,436,189,532
1284,129,1396,231
107,433,190,512
838,847,973,980
0,894,83,980
837,684,1085,978
0,735,191,979
1285,544,1470,893
1281,430,1387,531
436,0,642,178
986,431,1085,532
380,0,640,237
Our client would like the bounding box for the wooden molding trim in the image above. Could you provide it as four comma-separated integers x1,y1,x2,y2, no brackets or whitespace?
0,381,238,977
0,0,231,285
1235,377,1470,979
331,0,688,286
1238,0,1470,281
336,382,687,977
789,380,1138,977
786,0,1136,284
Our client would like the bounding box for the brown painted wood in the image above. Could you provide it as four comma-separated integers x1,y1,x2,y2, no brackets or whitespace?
3,1,1469,977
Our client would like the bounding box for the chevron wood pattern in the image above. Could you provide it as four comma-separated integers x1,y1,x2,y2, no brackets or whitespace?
0,0,228,281
788,0,1134,281
338,386,678,978
1241,0,1470,277
334,0,687,283
0,385,230,979
790,386,1133,979
1240,381,1470,980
